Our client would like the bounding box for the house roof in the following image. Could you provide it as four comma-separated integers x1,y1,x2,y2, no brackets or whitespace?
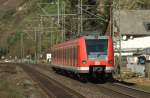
113,10,150,37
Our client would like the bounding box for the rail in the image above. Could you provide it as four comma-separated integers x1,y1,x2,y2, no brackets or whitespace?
21,64,86,98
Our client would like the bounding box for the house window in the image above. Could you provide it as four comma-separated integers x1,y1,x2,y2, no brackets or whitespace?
147,24,150,31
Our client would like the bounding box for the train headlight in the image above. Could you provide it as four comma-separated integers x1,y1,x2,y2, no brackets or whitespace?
82,60,87,64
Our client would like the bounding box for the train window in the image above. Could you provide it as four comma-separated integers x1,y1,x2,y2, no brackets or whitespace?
55,51,56,62
70,48,72,65
52,50,55,59
73,46,77,66
70,47,72,66
65,48,67,64
62,49,63,63
55,50,57,62
69,47,71,66
66,48,68,64
85,39,108,60
59,49,60,63
64,48,65,64
57,49,59,62
59,49,61,63
57,50,58,59
73,47,75,66
71,47,74,66
59,49,60,64
56,50,58,63
68,48,70,65
61,49,62,59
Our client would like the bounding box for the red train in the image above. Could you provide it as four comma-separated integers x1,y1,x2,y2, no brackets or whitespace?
51,35,114,80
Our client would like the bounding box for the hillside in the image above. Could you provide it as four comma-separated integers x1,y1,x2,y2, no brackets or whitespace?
0,0,29,46
0,0,150,59
0,0,41,58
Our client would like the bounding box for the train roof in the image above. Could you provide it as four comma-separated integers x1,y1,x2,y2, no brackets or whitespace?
84,35,109,39
53,38,80,49
52,35,110,49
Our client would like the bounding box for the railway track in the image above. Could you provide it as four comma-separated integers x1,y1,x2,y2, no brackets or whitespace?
94,82,150,98
21,64,86,98
21,64,150,98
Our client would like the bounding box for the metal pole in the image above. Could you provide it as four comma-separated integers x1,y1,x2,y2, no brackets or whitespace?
113,0,122,77
50,18,53,50
50,31,52,50
39,16,43,60
62,1,65,41
34,28,37,64
110,0,113,36
63,1,66,40
57,0,60,25
112,0,122,76
20,33,22,62
20,33,24,63
77,0,80,36
118,0,122,78
81,0,83,33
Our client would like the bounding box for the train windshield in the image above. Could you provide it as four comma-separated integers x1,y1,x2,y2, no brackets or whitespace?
85,39,108,60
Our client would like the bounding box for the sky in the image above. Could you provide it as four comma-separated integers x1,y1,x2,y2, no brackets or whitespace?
121,36,150,49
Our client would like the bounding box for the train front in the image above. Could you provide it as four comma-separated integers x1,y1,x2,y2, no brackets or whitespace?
79,35,114,79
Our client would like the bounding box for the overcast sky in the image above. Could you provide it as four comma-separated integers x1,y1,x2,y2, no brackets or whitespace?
121,36,150,49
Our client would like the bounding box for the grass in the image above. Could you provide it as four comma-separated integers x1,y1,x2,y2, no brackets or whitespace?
0,79,25,98
135,85,150,93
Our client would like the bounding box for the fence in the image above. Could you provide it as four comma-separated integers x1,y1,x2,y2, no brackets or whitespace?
145,62,150,78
